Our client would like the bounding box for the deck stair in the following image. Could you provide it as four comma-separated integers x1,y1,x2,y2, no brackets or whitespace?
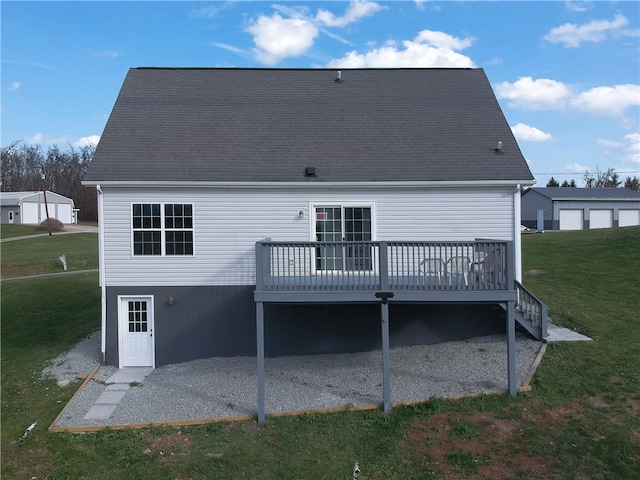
513,281,548,340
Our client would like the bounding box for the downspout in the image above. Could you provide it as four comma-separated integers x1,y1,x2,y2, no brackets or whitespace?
514,184,522,282
96,185,107,364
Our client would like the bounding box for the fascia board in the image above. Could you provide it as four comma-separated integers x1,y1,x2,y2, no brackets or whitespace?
82,179,537,189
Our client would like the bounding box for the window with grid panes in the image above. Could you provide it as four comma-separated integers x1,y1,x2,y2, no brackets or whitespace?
132,203,193,256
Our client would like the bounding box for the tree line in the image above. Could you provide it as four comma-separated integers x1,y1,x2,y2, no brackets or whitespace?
547,167,640,191
1,142,98,222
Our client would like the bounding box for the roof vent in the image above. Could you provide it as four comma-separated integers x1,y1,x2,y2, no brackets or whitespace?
335,70,343,83
305,167,317,177
495,141,502,152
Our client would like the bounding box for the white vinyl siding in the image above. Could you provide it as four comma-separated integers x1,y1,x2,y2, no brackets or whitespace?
619,209,640,227
589,209,613,229
559,209,583,230
101,186,515,286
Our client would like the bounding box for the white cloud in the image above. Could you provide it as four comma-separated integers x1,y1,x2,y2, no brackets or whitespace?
24,132,99,148
414,0,427,11
25,133,70,145
544,13,633,48
210,42,249,56
9,82,21,91
511,123,553,142
570,84,640,117
624,133,640,164
316,1,384,28
326,29,475,68
245,1,385,65
415,30,474,50
321,29,353,46
595,134,640,165
564,1,593,13
73,135,100,148
246,12,318,65
190,2,233,19
565,162,591,173
596,138,623,149
494,77,571,110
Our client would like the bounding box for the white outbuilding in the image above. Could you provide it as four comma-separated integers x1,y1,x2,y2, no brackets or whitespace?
0,191,78,225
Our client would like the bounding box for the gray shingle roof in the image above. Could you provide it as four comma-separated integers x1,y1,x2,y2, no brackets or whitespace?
524,187,640,200
84,67,534,184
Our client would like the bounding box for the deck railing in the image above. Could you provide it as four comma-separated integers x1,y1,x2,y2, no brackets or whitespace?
515,280,548,337
255,239,514,293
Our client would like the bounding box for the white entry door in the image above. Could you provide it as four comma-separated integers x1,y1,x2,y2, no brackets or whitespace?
8,211,15,224
119,296,155,368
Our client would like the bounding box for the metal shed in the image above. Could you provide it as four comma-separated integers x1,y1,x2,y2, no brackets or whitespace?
521,187,640,231
0,191,78,225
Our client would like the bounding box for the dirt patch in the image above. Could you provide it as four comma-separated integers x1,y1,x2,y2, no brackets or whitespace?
143,430,192,466
401,412,549,479
401,396,639,478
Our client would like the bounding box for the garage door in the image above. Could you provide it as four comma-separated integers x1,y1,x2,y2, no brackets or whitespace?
590,209,613,229
22,203,39,224
559,209,583,230
619,209,640,227
57,204,72,223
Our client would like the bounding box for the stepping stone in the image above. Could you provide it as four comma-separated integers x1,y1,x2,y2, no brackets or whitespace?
106,367,153,384
83,404,117,420
95,390,128,404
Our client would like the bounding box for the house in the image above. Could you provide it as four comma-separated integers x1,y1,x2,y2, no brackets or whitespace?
0,191,78,225
522,187,640,231
83,68,548,419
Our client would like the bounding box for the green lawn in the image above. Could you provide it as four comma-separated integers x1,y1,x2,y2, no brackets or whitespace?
1,227,639,479
1,232,98,278
0,224,43,238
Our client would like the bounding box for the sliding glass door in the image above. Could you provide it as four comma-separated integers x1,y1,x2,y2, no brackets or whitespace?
315,205,372,271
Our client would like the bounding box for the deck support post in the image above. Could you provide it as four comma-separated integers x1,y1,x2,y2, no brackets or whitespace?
380,299,392,414
506,300,517,396
256,301,266,424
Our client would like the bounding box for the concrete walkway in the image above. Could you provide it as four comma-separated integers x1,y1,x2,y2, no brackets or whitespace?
546,323,593,342
83,368,153,420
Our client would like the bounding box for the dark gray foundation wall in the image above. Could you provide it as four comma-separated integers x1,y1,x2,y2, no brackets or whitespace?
105,286,506,367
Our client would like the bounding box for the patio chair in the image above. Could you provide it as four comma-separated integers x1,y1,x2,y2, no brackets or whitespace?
419,258,445,285
447,256,470,286
481,248,503,286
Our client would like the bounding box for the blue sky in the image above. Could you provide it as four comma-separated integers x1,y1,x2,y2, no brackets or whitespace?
2,1,639,186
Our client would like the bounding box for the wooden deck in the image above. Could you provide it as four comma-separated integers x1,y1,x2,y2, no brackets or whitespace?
255,239,516,303
252,239,546,423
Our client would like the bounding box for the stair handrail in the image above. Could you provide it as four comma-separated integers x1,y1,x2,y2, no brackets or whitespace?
515,280,548,338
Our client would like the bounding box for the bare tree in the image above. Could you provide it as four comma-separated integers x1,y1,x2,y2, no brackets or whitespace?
583,166,622,188
1,142,97,221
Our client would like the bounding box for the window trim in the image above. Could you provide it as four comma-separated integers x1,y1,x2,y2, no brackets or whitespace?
130,202,195,257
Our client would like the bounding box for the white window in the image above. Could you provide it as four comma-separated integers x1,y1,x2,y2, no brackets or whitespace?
312,204,374,271
132,203,194,256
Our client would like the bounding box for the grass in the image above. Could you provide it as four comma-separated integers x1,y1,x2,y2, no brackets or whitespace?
1,226,639,479
1,232,98,278
0,224,43,238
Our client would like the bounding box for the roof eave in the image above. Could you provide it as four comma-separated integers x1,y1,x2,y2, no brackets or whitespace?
82,179,536,188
